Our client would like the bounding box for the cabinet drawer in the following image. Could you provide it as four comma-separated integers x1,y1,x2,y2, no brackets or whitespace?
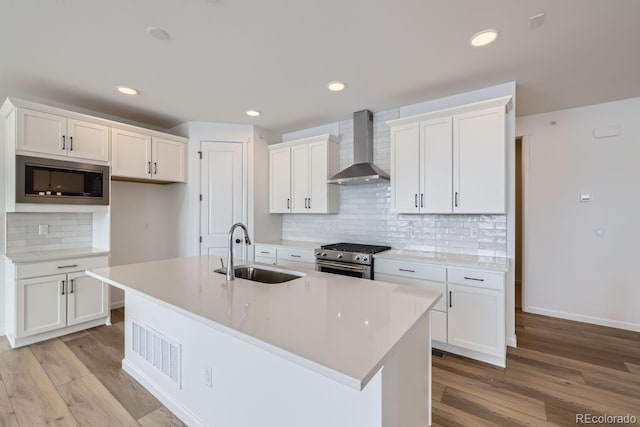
447,268,504,290
254,245,276,259
17,256,109,279
375,272,447,312
277,247,315,264
255,256,276,266
374,259,446,283
431,310,447,343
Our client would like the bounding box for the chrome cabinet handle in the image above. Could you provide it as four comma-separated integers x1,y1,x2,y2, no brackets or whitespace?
399,268,415,273
287,198,290,209
148,162,151,174
260,251,270,254
57,264,79,269
308,198,311,209
290,254,301,258
69,279,74,294
420,193,424,208
154,162,158,174
61,135,66,150
69,136,73,151
415,194,418,208
464,276,484,282
61,280,66,295
449,291,452,308
455,192,459,207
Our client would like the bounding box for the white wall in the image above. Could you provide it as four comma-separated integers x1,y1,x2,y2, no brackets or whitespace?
517,97,640,331
109,181,183,307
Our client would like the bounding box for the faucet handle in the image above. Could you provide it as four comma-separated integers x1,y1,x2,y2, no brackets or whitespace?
220,258,225,269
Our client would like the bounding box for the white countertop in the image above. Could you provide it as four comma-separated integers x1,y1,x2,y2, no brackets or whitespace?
255,240,320,250
87,255,441,390
4,247,110,263
374,249,508,272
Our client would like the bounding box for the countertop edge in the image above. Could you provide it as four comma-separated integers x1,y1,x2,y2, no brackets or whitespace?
4,248,111,264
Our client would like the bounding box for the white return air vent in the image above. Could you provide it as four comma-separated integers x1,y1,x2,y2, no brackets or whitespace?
132,321,181,386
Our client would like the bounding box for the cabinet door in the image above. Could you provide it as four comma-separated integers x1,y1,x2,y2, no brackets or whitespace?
290,144,309,213
17,274,67,338
421,117,452,213
390,123,420,213
152,137,186,182
269,147,291,213
447,283,505,357
307,140,328,213
67,272,109,326
111,128,152,179
17,109,67,156
453,107,506,213
66,119,110,162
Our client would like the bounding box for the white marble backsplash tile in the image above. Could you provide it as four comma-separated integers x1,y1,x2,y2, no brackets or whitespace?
281,108,507,257
6,212,93,254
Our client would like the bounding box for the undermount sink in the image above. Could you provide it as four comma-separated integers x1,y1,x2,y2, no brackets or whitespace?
215,266,303,284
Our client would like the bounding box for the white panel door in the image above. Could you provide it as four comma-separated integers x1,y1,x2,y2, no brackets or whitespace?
152,137,186,182
390,123,420,213
17,274,67,338
447,283,505,357
67,272,109,326
453,107,506,213
17,108,67,156
421,117,452,213
112,128,152,179
67,119,110,162
269,146,291,213
307,140,328,213
290,143,309,213
200,142,245,260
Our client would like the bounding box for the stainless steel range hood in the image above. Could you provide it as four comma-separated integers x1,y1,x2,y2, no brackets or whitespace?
327,110,390,185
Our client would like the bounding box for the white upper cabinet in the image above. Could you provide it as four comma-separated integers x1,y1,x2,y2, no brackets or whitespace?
269,146,292,213
112,129,187,183
17,108,109,162
387,96,510,214
269,134,339,214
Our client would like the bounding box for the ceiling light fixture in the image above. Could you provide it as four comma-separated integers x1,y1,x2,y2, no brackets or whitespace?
246,110,261,117
116,86,139,95
327,81,346,92
470,29,499,47
147,27,170,41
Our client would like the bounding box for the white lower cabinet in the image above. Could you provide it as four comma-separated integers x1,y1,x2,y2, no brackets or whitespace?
374,259,506,366
253,244,316,270
8,255,110,347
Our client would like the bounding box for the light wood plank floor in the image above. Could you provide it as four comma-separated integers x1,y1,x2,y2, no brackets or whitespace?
1,309,639,426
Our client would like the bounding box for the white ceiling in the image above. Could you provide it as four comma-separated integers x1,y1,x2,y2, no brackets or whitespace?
1,0,639,135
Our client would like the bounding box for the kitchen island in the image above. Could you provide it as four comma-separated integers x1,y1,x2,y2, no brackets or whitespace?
87,255,441,427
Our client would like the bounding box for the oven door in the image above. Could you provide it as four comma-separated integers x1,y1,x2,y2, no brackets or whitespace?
315,259,371,280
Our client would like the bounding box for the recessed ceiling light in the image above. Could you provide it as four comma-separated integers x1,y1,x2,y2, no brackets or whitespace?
246,110,261,117
116,86,139,95
470,29,499,47
327,81,346,92
147,27,170,41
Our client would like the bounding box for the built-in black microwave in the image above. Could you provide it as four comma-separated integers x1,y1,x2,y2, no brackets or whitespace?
16,155,110,205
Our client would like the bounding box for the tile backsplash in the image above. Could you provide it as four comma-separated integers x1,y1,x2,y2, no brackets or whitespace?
281,109,507,257
6,212,92,253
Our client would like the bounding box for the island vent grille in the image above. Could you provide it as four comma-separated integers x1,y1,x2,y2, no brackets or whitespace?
132,321,181,387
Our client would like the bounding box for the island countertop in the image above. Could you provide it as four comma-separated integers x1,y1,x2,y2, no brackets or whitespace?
87,255,441,390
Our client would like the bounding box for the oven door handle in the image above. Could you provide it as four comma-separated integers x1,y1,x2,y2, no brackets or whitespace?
316,260,368,272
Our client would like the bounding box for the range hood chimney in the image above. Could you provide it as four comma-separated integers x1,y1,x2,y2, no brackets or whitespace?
327,110,390,185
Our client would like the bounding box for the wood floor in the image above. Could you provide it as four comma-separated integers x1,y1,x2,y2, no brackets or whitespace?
1,309,640,426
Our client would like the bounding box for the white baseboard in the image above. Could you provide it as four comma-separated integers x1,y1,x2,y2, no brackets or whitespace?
507,335,517,348
525,306,640,332
122,359,206,427
0,328,5,337
433,341,505,368
110,301,124,310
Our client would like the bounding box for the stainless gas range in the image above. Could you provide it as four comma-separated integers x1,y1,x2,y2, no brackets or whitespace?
314,243,391,280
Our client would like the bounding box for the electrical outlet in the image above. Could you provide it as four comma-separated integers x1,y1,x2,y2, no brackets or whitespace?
204,366,213,388
38,224,49,236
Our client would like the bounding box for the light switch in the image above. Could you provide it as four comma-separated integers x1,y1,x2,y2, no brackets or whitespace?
38,224,49,235
579,193,592,202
